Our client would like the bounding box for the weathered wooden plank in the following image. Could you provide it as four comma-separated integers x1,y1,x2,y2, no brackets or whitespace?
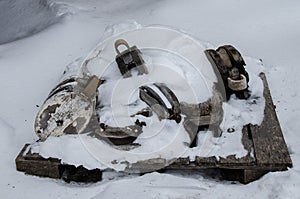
165,156,219,170
249,73,292,169
221,169,268,184
16,144,61,179
15,144,102,182
243,169,268,184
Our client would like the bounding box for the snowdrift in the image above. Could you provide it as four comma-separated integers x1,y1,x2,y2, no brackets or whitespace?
0,0,65,44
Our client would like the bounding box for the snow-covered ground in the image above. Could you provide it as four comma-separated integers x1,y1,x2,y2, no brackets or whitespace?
0,0,299,198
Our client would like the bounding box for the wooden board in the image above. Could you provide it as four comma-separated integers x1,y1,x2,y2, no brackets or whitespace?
250,73,292,169
15,73,292,184
15,144,102,183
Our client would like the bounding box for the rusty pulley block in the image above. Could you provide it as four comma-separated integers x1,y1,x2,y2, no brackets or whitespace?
205,45,250,100
115,39,148,78
35,74,102,141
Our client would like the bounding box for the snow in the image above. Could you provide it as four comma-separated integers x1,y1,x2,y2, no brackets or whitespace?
0,0,66,44
30,135,108,170
28,23,265,170
1,0,300,198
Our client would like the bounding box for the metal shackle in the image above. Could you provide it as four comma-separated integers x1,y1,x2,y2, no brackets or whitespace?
115,39,130,55
227,74,247,91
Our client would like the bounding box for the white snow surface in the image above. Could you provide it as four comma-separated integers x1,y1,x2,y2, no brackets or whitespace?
1,0,300,198
0,0,66,44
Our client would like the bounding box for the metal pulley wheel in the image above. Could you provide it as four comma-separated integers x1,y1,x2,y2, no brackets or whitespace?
35,75,101,141
204,45,250,100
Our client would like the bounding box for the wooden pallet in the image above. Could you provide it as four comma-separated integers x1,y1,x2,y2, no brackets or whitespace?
15,73,292,184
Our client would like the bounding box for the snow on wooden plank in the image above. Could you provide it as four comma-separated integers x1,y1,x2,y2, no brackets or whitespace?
16,144,102,183
15,73,292,184
15,144,61,179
